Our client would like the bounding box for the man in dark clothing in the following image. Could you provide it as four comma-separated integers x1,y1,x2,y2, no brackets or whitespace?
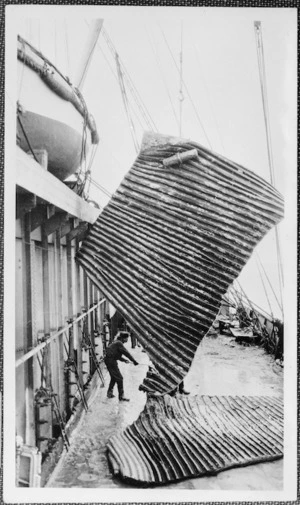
104,331,138,401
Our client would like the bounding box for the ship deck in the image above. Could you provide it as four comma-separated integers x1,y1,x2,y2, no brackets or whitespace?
47,332,283,491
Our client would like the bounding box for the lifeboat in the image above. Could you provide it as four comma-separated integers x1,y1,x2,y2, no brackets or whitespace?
16,34,99,181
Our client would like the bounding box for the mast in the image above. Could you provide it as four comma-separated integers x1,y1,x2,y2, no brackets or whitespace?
179,22,184,137
74,19,103,90
254,20,284,317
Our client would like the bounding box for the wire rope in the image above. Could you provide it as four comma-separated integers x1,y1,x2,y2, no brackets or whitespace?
159,24,212,148
89,178,113,198
17,115,39,163
255,252,283,316
254,22,276,186
231,281,273,322
235,280,272,330
190,34,225,154
255,257,274,318
64,19,70,78
145,26,179,130
101,28,157,133
115,53,140,153
179,22,184,137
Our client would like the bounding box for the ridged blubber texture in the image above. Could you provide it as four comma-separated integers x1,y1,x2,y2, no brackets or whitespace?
76,133,284,394
107,394,283,486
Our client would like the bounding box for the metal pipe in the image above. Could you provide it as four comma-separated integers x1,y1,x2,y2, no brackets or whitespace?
16,298,106,368
162,148,198,167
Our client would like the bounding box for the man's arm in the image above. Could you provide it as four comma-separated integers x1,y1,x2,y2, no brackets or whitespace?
120,343,138,365
119,356,129,363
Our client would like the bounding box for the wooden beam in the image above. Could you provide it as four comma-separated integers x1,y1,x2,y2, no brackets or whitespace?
44,212,69,236
66,238,74,362
65,222,88,242
66,241,74,321
89,280,95,374
55,231,66,414
75,238,83,387
30,204,48,232
60,222,72,239
75,229,89,244
16,147,101,224
16,193,37,219
41,227,52,392
23,213,35,446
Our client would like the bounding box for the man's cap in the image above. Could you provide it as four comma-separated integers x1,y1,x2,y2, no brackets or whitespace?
117,331,129,340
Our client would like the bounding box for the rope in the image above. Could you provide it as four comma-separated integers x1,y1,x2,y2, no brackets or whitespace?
54,21,58,69
93,31,145,147
101,28,157,133
190,34,225,154
146,26,179,130
179,22,184,137
84,144,99,198
231,281,273,322
18,38,26,99
64,19,70,78
17,115,39,163
159,24,212,148
115,52,140,154
255,252,283,317
254,22,276,186
89,178,112,198
255,256,274,318
235,280,271,333
78,22,102,90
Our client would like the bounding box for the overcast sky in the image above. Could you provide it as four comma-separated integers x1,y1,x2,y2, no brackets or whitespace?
11,5,297,318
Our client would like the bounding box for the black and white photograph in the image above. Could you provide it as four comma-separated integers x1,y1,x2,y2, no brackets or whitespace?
2,3,297,503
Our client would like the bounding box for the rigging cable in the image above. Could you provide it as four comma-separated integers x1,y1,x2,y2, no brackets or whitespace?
115,52,140,154
234,280,269,332
38,21,41,52
101,28,157,133
190,34,226,154
78,20,103,91
146,26,179,130
18,38,26,99
17,115,39,163
255,251,283,316
94,41,146,133
179,22,184,137
84,144,99,198
122,65,158,132
94,28,156,143
159,24,212,148
64,19,70,78
89,177,113,198
54,20,58,68
231,281,273,322
255,257,274,318
254,21,284,314
254,21,276,186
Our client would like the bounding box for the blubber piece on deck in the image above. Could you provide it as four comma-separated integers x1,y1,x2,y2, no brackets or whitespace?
107,394,283,486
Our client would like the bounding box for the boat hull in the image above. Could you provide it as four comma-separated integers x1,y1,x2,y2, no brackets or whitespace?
17,110,86,180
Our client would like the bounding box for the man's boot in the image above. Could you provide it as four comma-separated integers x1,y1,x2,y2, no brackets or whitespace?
119,396,130,402
107,391,115,398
